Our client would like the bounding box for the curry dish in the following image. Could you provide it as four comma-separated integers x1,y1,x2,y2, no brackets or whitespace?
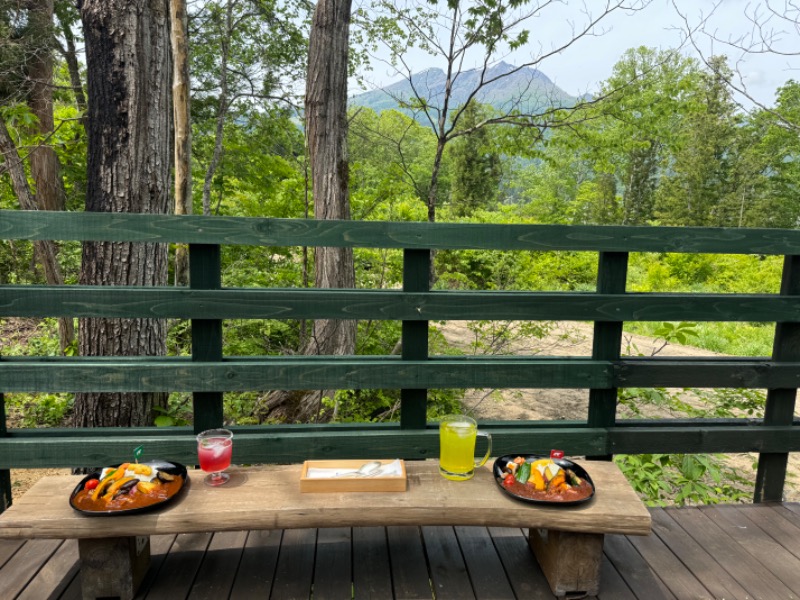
500,455,593,503
71,462,184,512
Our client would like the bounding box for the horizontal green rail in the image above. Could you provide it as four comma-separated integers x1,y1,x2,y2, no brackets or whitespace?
2,286,799,321
1,211,798,506
0,421,798,469
2,357,800,392
3,210,800,254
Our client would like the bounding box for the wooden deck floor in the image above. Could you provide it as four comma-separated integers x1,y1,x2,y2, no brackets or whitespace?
2,504,800,599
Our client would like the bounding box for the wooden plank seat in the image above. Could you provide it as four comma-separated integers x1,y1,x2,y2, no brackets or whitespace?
0,460,650,599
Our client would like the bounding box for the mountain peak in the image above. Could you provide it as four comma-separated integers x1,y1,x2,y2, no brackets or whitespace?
351,63,574,120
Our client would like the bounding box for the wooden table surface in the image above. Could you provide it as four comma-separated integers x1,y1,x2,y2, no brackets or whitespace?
0,460,651,540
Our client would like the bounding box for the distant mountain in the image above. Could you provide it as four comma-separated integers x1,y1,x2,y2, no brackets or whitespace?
350,62,576,120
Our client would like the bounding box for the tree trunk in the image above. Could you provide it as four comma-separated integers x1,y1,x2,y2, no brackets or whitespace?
305,0,356,357
57,17,88,123
170,0,191,286
259,0,355,423
76,0,171,428
0,119,74,352
26,0,66,213
201,0,231,216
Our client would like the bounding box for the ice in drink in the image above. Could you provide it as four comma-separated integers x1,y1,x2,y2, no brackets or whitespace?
198,436,232,473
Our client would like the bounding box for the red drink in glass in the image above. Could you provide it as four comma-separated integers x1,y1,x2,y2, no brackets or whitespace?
196,429,233,486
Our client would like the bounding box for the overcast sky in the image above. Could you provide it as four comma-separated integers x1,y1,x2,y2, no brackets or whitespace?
359,0,800,108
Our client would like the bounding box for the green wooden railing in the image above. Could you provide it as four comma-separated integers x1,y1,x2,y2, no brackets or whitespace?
1,210,799,511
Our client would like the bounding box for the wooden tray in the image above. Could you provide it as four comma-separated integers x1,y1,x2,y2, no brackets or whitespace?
300,459,407,493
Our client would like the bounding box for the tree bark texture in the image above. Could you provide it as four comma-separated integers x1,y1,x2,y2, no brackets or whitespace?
305,0,356,358
0,119,74,352
259,0,355,422
170,0,191,286
26,0,65,213
77,0,171,428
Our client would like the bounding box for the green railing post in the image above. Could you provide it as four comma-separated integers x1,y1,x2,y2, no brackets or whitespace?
400,249,430,430
190,244,224,433
0,391,10,513
588,251,629,460
754,254,800,502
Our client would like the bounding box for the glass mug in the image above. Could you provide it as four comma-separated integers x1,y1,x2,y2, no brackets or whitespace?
439,415,492,481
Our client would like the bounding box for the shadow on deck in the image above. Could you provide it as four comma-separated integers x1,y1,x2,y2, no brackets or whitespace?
2,504,800,599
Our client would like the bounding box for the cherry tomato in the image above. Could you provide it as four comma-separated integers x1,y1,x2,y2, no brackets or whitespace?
503,474,515,488
84,479,99,490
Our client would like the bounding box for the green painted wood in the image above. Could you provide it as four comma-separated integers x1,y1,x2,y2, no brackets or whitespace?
5,210,800,254
0,390,9,513
2,424,800,468
756,255,800,503
615,358,800,388
4,356,800,393
401,249,430,430
0,357,611,392
5,286,800,322
588,252,628,459
190,244,224,433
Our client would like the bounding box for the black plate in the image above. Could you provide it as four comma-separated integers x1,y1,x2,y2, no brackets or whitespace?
493,454,595,506
69,460,188,516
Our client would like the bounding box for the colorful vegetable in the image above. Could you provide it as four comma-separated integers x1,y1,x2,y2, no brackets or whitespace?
515,461,531,484
84,479,99,491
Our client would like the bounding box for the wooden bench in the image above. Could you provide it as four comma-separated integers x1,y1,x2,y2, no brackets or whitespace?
0,460,650,599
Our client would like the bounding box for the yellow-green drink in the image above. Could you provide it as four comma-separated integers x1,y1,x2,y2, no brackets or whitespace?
439,415,492,481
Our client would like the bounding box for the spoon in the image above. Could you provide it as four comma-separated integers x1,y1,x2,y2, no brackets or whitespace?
337,461,382,478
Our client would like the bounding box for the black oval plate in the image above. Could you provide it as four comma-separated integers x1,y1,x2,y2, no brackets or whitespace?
69,460,188,516
493,454,595,506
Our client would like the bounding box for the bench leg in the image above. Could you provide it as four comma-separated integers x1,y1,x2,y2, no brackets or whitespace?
528,529,603,599
78,536,150,600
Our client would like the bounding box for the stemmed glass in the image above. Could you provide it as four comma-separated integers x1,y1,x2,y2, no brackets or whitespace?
196,429,233,486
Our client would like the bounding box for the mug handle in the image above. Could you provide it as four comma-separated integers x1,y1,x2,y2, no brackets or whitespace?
474,431,492,468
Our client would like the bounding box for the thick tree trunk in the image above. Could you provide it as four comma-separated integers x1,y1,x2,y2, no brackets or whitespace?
76,0,171,428
170,0,191,286
260,0,355,422
305,0,356,357
0,119,74,352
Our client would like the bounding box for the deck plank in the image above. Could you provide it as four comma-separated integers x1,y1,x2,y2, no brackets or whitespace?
0,539,63,599
489,527,555,600
313,527,352,600
142,532,212,600
666,506,797,599
133,534,177,599
604,534,675,600
16,538,78,600
189,530,248,600
352,527,393,600
454,526,516,600
650,508,752,600
702,505,800,595
270,528,316,600
626,521,714,599
0,538,24,568
745,505,800,561
387,526,433,599
423,526,475,600
597,556,637,600
229,530,282,599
